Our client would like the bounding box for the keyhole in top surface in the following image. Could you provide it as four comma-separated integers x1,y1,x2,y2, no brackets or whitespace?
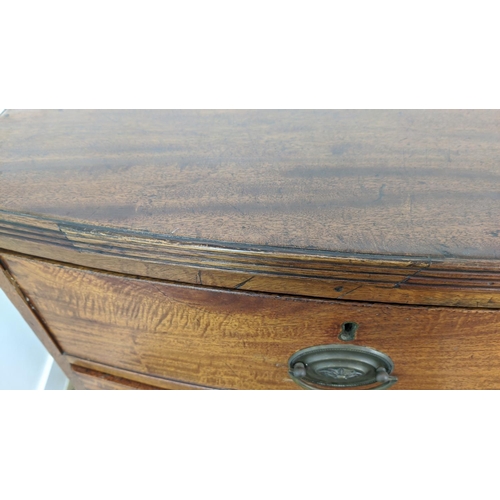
339,321,358,341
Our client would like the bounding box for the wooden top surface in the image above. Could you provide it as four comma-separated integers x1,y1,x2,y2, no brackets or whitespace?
1,109,499,260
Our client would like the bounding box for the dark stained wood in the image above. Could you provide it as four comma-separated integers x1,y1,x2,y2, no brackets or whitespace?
1,211,500,309
1,110,500,261
2,110,500,390
4,252,500,390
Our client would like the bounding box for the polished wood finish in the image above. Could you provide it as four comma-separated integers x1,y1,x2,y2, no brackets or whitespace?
1,110,500,260
1,211,499,309
1,110,500,390
4,252,500,390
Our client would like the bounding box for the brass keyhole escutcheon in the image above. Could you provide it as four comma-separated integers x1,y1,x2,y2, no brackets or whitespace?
339,321,358,341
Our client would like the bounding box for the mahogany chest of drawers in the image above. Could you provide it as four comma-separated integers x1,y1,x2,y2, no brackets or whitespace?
1,110,499,389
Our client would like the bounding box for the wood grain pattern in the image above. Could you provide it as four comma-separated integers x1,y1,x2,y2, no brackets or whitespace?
1,212,500,309
2,110,500,390
4,252,500,390
71,365,161,390
1,110,500,260
67,355,212,390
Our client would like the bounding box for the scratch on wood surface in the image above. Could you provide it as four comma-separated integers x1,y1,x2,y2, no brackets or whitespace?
376,184,386,202
196,271,203,285
149,282,172,301
336,285,363,299
225,362,239,379
230,204,245,215
393,269,423,288
234,276,254,289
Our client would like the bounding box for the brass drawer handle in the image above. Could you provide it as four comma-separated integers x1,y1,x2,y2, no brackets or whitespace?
288,344,398,390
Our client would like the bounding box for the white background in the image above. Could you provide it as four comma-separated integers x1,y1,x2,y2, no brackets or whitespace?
1,1,499,498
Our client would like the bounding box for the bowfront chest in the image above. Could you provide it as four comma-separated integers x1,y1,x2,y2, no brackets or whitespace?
1,110,499,389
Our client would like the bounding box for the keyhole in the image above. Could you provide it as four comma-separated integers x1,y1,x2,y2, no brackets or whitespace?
339,321,358,341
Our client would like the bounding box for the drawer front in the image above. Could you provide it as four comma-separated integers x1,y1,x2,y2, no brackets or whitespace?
71,365,160,390
3,253,500,389
68,357,211,390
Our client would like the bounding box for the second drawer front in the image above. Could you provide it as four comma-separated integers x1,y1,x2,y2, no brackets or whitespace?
3,253,500,389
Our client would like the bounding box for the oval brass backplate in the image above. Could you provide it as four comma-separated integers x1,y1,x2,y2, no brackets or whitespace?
288,344,397,390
